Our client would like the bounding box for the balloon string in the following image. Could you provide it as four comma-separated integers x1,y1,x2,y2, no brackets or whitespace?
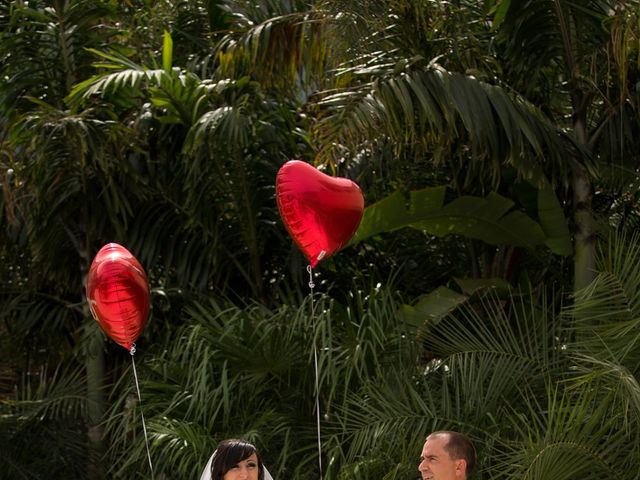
130,345,155,480
308,265,323,480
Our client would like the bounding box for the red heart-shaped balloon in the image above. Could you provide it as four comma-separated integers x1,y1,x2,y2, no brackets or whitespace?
276,160,364,267
86,243,150,351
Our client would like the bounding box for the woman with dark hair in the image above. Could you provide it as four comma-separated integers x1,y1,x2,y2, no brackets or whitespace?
199,439,274,480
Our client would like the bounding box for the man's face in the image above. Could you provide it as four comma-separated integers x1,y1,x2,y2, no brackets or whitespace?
418,435,466,480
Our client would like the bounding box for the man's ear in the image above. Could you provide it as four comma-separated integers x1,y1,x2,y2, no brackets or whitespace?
455,458,467,477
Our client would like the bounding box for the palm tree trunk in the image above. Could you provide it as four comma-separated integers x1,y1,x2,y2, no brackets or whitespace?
572,95,596,292
85,319,106,479
572,163,596,291
81,241,106,478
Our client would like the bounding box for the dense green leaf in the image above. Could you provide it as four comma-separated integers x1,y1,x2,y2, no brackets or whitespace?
351,187,547,250
538,187,572,256
162,30,174,73
3,1,640,479
399,286,467,329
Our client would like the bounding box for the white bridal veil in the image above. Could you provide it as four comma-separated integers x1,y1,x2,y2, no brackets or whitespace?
199,451,274,480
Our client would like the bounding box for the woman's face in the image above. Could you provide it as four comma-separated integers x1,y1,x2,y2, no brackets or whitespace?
223,453,259,480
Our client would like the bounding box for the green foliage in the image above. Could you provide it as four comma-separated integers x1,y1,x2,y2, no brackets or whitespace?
97,235,640,479
351,186,571,255
315,66,578,187
213,2,333,91
3,1,640,479
104,287,415,479
537,187,572,256
0,365,90,479
568,231,640,369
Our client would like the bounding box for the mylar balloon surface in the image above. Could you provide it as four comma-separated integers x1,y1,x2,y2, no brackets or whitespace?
276,160,364,267
86,243,150,351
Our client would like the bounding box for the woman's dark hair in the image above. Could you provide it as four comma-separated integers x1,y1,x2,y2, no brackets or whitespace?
210,439,264,480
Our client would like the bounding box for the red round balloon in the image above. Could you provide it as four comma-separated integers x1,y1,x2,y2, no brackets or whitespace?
86,243,150,351
276,160,364,267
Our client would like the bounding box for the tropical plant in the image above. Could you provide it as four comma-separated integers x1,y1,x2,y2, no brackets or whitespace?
1,0,322,477
491,0,640,290
103,231,640,480
0,1,137,477
103,284,414,479
3,1,640,479
332,234,640,479
262,0,640,295
69,26,312,301
0,364,90,479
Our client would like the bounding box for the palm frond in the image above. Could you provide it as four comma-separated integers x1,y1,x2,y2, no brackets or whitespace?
0,363,90,479
0,290,80,343
567,230,640,366
424,290,563,373
314,64,581,187
185,105,250,152
349,186,564,253
488,381,637,479
566,353,640,429
214,5,334,91
104,298,313,478
0,0,115,110
104,286,420,479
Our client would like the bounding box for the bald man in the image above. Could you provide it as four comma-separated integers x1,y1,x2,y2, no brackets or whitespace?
418,431,476,480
